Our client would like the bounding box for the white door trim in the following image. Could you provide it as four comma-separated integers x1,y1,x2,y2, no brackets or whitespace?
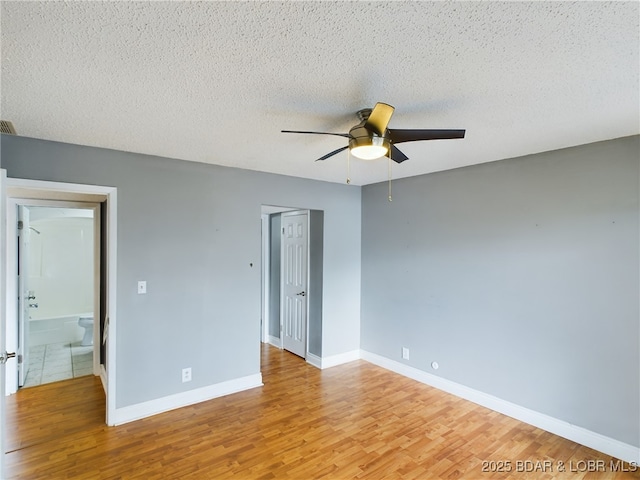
260,214,269,344
4,177,117,426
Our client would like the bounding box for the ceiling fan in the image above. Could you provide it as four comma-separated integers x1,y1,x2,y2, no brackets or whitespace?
282,102,465,163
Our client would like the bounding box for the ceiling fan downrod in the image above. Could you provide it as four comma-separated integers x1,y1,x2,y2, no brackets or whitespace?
356,108,373,122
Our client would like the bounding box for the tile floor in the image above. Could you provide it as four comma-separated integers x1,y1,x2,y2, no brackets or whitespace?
24,342,94,388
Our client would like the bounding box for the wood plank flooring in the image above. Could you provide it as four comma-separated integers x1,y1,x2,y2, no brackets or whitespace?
4,344,639,479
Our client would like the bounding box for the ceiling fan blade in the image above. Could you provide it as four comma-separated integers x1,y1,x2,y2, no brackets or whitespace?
316,146,348,161
364,103,395,136
388,129,466,144
281,130,350,138
389,145,409,164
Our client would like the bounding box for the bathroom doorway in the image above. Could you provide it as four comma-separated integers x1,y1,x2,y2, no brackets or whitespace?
10,201,100,391
18,205,98,388
2,177,117,431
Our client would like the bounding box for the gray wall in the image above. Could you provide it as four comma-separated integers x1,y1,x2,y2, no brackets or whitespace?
1,134,362,408
308,209,324,356
361,135,639,447
268,214,281,339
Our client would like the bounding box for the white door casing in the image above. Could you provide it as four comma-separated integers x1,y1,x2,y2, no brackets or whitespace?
0,169,8,477
280,211,308,358
261,214,269,343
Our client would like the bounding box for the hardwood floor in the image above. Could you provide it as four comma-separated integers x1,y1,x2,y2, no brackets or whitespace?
4,344,639,479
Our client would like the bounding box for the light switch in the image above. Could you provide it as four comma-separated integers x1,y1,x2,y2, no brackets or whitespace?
137,281,147,294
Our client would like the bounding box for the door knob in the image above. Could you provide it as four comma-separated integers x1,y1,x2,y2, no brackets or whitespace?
296,291,306,297
27,295,36,300
0,351,16,365
29,303,38,308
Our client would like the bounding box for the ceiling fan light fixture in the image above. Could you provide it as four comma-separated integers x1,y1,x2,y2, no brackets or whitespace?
282,102,465,165
349,135,389,160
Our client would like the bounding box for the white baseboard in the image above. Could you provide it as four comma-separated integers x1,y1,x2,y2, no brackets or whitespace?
306,350,361,369
306,352,322,369
267,335,282,349
112,373,263,426
273,347,359,370
360,350,640,464
99,364,107,395
322,349,360,368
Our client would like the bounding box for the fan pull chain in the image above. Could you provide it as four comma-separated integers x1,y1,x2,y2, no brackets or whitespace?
388,153,393,202
346,148,351,184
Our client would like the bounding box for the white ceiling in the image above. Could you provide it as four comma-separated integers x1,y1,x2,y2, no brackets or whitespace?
1,1,638,186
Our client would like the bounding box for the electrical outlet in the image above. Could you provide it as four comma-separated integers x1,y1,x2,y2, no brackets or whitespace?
182,367,192,383
137,281,147,294
402,347,410,360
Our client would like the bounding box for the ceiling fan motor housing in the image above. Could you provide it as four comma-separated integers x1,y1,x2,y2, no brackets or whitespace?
348,133,389,151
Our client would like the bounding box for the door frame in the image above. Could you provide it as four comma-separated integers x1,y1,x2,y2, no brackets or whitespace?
260,205,297,349
1,170,7,477
3,177,117,426
10,200,101,389
260,214,269,344
279,210,310,358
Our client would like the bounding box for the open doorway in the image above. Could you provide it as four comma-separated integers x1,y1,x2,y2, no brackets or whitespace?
14,203,99,389
2,177,117,427
260,205,324,366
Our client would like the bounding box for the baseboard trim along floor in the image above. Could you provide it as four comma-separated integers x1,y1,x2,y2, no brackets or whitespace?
360,349,640,464
112,373,263,426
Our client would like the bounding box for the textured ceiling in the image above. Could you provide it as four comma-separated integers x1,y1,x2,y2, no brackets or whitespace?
1,1,638,185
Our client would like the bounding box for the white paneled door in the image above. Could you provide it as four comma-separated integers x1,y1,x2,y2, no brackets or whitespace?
0,170,8,477
17,206,30,388
281,212,308,358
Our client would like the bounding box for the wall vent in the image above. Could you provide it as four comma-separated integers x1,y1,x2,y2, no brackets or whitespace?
1,120,17,134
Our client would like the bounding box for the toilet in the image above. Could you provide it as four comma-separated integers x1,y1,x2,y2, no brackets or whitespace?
78,316,94,346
